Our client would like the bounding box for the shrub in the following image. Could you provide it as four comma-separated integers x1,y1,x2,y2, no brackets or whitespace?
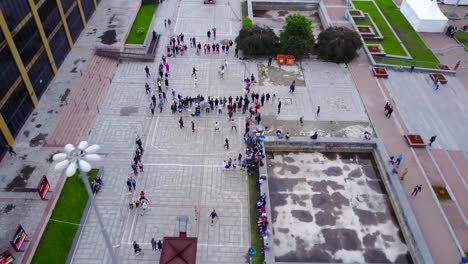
280,14,315,58
317,26,362,63
235,25,279,56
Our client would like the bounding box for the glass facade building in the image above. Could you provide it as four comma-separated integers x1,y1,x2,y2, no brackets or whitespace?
0,0,98,159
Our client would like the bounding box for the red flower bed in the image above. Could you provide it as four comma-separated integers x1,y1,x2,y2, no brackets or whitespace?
430,73,448,84
349,10,362,16
405,134,425,147
358,26,371,33
438,64,450,71
368,46,380,52
432,185,451,201
372,67,388,78
367,44,385,56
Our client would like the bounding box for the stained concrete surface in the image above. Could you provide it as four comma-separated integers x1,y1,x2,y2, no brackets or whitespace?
267,151,412,263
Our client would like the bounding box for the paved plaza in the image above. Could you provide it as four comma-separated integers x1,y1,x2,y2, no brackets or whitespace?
0,0,467,263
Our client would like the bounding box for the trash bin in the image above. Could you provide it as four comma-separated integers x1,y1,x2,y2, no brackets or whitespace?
277,54,285,65
286,55,295,65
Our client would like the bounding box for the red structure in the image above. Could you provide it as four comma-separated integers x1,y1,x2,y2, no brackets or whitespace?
160,237,198,264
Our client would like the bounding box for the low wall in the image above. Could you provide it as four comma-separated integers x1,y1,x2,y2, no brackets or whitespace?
251,0,320,10
259,136,433,264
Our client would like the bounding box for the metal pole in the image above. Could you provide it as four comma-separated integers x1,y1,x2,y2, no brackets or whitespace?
80,170,119,264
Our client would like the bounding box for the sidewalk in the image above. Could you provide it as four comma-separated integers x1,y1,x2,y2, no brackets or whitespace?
349,58,461,263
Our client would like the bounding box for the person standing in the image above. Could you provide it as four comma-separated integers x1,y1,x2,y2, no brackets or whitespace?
224,138,229,150
215,121,220,131
157,240,163,251
268,56,272,67
192,121,195,133
277,100,282,114
126,178,133,193
150,102,155,115
396,153,403,166
429,135,437,146
145,65,150,78
234,46,239,58
5,144,16,156
400,168,408,181
130,176,136,192
411,184,422,196
210,209,218,225
433,79,440,90
151,238,157,251
316,106,321,117
164,19,167,28
133,241,143,255
212,27,216,40
289,80,295,93
192,67,197,78
207,30,211,40
179,117,184,128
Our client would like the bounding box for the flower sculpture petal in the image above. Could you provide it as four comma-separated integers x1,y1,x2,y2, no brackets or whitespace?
66,161,77,177
53,141,101,177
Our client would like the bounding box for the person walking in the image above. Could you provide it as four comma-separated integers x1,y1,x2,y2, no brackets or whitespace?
411,184,422,196
396,153,403,166
133,241,144,255
150,102,155,115
210,209,218,225
316,106,321,117
192,67,197,78
179,117,184,128
400,168,408,181
151,238,157,250
224,138,229,150
168,19,171,27
212,27,216,39
164,19,167,28
145,65,150,78
277,100,282,114
192,121,195,132
157,240,163,251
5,144,16,156
130,176,136,192
138,162,144,172
230,119,237,131
126,177,133,194
207,30,211,40
433,79,440,90
214,121,220,131
386,105,393,119
289,80,295,93
429,135,437,146
268,56,272,67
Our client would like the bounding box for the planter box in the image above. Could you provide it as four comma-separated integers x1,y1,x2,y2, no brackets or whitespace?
432,185,451,202
430,73,448,84
372,67,388,78
357,25,375,39
438,64,450,71
349,9,365,20
404,134,426,147
367,44,385,56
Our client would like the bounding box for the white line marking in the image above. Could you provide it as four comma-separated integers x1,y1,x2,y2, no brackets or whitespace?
145,163,223,167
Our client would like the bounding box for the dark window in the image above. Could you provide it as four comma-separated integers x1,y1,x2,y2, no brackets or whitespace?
0,0,31,30
0,29,4,43
28,50,53,98
81,0,94,21
1,81,34,137
49,26,69,67
66,6,83,42
61,0,75,13
38,0,60,37
0,46,21,100
13,19,42,66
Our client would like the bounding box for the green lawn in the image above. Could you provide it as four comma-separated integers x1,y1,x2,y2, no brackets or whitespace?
32,170,98,264
455,32,468,48
126,3,157,44
248,169,265,264
371,0,439,63
353,2,407,56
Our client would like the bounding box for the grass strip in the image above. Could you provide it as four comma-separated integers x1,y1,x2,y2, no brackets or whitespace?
248,168,265,264
241,1,252,28
455,32,468,48
353,1,407,56
126,3,157,44
32,170,98,264
372,0,439,63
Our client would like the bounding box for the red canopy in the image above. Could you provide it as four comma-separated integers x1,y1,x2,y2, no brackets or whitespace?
159,237,198,264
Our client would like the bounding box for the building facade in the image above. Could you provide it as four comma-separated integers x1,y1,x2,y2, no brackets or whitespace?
0,0,100,159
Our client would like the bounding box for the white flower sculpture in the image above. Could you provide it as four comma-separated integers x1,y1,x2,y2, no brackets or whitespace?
53,141,101,176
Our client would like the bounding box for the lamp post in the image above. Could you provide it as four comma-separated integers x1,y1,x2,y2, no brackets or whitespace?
53,141,119,264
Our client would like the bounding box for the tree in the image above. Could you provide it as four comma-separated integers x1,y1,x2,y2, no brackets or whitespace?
235,25,279,56
317,27,363,63
280,14,315,58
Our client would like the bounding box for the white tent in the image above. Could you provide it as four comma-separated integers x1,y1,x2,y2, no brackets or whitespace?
400,0,448,32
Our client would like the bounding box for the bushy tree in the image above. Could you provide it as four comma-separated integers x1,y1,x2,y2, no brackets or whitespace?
235,25,279,56
317,27,362,63
280,14,315,58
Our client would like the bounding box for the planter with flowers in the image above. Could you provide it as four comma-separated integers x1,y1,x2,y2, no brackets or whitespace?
438,64,450,71
367,44,385,56
349,10,365,20
372,67,388,78
357,26,375,39
430,73,448,84
432,185,451,202
404,134,426,147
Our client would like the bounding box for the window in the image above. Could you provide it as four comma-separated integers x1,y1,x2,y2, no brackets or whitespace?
0,81,34,137
0,46,21,100
49,26,69,67
0,132,7,161
38,0,60,37
13,19,42,66
28,50,53,98
0,0,31,30
66,6,83,42
61,0,75,13
81,0,94,21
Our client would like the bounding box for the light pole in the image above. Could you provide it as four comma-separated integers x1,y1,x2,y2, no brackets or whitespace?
53,141,119,264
